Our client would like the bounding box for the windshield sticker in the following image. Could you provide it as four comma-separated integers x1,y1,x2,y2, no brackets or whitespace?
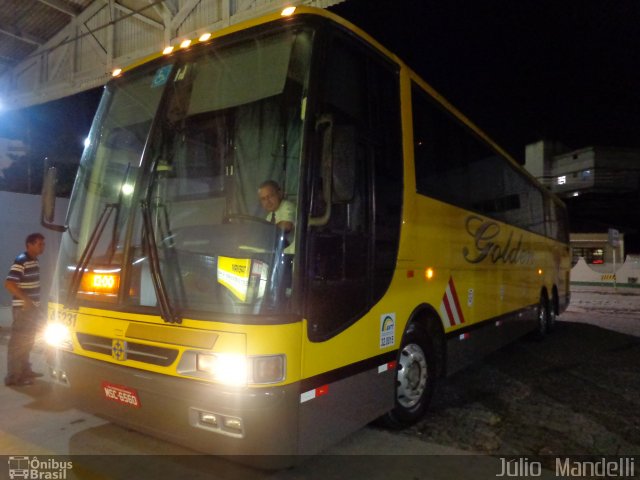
380,313,396,348
217,256,251,302
151,65,172,88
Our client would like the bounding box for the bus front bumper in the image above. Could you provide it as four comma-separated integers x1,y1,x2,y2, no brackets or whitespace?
47,349,300,460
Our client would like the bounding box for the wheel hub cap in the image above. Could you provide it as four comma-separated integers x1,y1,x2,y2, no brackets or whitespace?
397,343,428,408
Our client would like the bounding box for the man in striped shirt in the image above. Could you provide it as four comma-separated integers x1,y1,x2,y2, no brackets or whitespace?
4,233,45,387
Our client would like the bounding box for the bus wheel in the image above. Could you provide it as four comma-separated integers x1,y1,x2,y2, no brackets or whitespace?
380,323,436,428
534,293,550,339
547,294,557,332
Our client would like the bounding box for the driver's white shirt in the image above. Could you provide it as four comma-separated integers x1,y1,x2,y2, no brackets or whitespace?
266,199,295,254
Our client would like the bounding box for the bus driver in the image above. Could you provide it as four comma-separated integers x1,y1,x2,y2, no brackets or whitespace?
258,180,295,254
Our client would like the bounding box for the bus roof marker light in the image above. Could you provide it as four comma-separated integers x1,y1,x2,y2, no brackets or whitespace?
111,68,122,77
163,46,174,55
199,33,211,42
425,267,434,280
180,39,192,49
281,6,296,16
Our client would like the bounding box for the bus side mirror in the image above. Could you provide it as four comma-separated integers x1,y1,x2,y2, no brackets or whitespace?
308,114,333,227
41,166,66,232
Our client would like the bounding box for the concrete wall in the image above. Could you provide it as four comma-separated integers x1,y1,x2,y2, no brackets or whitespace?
571,255,640,288
0,191,69,306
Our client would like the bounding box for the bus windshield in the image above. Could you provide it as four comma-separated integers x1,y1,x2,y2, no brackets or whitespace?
56,27,312,319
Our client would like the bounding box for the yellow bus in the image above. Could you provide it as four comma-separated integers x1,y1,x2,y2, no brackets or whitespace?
41,5,570,463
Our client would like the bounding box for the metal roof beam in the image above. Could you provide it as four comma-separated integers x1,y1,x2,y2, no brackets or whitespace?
158,0,178,16
35,1,112,53
79,23,108,58
0,26,44,47
37,0,82,17
171,0,201,31
146,0,176,18
112,2,164,29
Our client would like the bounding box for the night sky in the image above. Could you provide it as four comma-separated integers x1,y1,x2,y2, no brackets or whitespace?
332,0,640,160
0,87,101,164
2,0,640,165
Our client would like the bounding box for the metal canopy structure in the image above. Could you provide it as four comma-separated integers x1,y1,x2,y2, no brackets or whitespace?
0,0,344,111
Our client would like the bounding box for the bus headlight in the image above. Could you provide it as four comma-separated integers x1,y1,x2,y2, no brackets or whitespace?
197,353,248,386
44,323,73,350
196,353,285,385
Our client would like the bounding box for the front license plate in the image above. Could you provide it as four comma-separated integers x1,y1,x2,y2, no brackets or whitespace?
102,381,141,408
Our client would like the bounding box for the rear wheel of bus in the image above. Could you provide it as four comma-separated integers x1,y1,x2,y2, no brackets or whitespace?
380,322,437,428
533,292,550,340
547,289,558,332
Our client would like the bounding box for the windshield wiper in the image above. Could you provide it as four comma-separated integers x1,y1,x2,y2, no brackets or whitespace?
66,164,134,305
140,199,182,324
66,203,117,306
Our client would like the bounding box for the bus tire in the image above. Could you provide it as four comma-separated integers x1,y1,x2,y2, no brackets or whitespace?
533,293,550,340
547,291,557,332
379,322,436,429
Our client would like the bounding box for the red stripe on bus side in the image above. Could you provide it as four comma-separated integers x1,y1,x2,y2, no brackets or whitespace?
449,277,466,324
443,289,456,326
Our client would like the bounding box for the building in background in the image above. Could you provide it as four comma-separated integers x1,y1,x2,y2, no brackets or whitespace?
525,140,640,256
525,140,640,198
570,232,624,266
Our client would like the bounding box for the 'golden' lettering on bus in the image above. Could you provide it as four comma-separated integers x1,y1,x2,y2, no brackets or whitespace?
463,215,535,265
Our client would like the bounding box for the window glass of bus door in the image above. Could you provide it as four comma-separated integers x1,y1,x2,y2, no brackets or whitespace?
369,58,402,303
306,36,371,340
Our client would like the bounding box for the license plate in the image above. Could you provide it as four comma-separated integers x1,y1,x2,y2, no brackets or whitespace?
102,381,141,408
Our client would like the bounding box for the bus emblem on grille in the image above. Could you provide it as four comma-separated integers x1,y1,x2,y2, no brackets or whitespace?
112,339,127,361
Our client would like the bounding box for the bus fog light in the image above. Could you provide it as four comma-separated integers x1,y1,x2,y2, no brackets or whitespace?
251,355,285,384
199,412,218,427
223,416,243,433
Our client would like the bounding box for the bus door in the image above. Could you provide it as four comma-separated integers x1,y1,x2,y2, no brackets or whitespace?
298,28,403,454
